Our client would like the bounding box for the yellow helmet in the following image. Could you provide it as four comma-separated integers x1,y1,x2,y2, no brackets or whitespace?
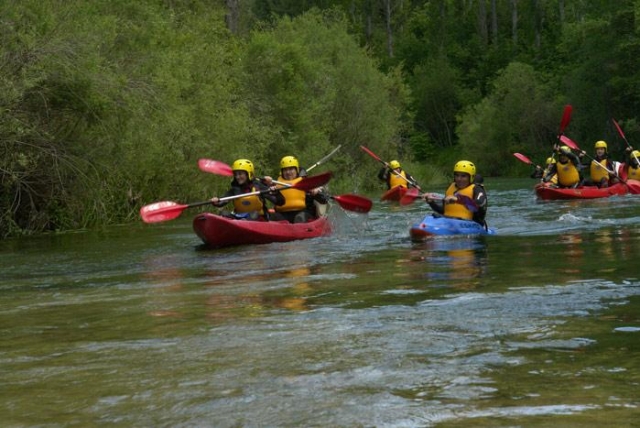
559,145,572,155
279,155,299,172
632,150,640,160
389,160,401,169
453,160,476,182
594,140,607,150
231,159,254,180
546,157,556,165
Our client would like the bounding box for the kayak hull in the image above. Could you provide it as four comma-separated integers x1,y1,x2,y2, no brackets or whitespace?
381,185,408,202
410,214,496,240
535,182,628,200
193,213,331,248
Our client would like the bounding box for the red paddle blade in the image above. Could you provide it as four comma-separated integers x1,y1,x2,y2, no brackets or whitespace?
513,152,533,165
626,179,640,195
360,145,383,162
612,118,629,145
292,171,333,191
559,135,580,150
198,159,233,176
332,194,373,213
399,187,421,205
559,104,572,134
140,201,187,223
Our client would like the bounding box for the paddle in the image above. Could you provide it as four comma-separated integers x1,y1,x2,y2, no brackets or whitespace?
612,118,640,165
559,135,640,194
305,145,342,173
513,152,541,168
359,145,422,190
269,179,373,213
399,187,478,212
198,159,233,176
549,104,573,161
140,172,333,223
330,194,373,213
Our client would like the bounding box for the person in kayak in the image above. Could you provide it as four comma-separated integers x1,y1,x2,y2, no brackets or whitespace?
543,145,583,188
423,160,488,227
619,147,640,181
271,155,328,223
378,160,418,190
579,140,618,188
211,158,284,220
531,157,557,183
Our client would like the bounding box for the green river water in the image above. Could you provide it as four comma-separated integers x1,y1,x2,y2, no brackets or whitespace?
1,178,639,427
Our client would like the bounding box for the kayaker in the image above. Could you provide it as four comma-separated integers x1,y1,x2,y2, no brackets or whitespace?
271,156,328,223
543,145,583,188
378,160,418,190
579,140,618,188
531,157,556,181
211,158,284,220
423,160,488,227
619,147,640,181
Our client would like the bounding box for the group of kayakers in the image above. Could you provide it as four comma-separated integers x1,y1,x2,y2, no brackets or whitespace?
378,158,488,229
529,141,640,189
211,156,327,223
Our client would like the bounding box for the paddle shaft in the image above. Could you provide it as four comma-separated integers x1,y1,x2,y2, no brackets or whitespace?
360,145,421,190
306,145,342,173
612,118,640,165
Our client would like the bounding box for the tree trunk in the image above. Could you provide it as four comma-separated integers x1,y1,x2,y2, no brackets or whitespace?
511,0,518,46
477,0,488,47
384,0,394,58
225,0,239,35
491,0,498,46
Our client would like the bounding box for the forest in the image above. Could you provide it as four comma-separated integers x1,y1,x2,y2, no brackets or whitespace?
2,0,640,237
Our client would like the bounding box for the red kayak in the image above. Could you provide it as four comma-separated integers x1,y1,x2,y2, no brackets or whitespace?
192,213,331,248
380,185,408,202
535,182,628,200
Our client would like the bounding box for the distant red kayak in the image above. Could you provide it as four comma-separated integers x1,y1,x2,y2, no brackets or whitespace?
535,182,628,200
192,213,331,248
380,185,408,201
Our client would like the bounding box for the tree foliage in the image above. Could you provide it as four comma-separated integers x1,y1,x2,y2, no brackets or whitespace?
4,0,640,236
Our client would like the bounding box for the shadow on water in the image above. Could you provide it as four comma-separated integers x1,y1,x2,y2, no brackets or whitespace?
1,178,640,426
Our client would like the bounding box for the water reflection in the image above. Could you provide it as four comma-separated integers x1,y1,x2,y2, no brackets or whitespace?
409,237,489,289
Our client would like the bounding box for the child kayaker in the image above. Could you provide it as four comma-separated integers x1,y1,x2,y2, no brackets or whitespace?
619,147,640,181
543,145,583,188
271,155,328,223
423,160,488,228
377,160,419,190
211,158,284,220
579,140,618,188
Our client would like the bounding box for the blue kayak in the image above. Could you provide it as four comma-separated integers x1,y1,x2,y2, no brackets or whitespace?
410,213,496,239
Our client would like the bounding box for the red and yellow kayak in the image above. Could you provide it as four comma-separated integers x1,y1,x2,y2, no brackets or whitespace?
535,182,628,200
192,213,331,248
380,185,408,202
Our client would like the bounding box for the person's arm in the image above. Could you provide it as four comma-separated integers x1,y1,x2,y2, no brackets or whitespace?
472,185,488,224
309,187,328,204
211,187,236,207
530,166,543,178
424,194,445,214
542,164,557,182
406,173,419,188
377,167,389,181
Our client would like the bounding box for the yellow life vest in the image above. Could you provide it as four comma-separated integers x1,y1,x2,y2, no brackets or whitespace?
590,159,609,183
275,176,307,212
556,160,580,187
444,183,474,220
232,185,264,213
627,165,640,180
389,170,408,188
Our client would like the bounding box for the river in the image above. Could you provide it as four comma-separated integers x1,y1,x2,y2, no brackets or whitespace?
1,178,639,427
